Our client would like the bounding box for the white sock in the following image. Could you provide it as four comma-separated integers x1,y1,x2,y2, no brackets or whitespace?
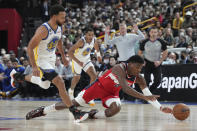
31,76,51,89
68,88,74,100
94,110,106,119
142,88,161,110
43,104,57,114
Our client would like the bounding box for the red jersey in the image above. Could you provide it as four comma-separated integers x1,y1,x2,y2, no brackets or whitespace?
98,63,136,95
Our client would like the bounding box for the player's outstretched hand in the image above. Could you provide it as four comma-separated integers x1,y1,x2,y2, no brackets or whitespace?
144,95,160,101
160,106,172,114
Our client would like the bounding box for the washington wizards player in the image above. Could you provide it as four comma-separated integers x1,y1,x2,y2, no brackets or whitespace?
26,55,172,120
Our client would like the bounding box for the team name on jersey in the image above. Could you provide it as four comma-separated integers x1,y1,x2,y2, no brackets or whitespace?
105,73,120,85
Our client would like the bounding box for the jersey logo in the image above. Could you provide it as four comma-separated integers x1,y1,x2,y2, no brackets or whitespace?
47,37,59,52
82,47,91,56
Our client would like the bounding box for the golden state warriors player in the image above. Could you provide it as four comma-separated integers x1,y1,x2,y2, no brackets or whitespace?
68,27,102,106
10,4,88,122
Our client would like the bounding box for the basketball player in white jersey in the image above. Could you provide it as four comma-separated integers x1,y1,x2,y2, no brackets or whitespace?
68,27,102,105
10,4,88,122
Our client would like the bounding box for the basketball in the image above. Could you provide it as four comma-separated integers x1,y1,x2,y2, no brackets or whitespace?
173,103,190,121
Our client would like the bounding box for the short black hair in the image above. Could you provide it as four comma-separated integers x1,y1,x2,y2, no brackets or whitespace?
127,55,144,64
109,56,116,60
84,27,94,34
11,58,18,63
149,26,158,31
50,4,65,17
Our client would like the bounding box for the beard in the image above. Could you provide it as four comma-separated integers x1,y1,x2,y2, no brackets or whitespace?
56,21,62,26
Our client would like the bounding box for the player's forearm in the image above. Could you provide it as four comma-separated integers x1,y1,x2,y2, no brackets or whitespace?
27,46,37,68
122,86,145,100
68,50,81,64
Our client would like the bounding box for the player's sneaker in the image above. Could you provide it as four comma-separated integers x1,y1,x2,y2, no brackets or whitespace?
0,91,6,98
69,105,89,123
88,109,98,119
26,106,46,120
68,88,74,100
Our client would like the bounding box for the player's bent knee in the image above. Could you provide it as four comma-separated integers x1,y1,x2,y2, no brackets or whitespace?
106,102,121,117
52,76,64,87
74,90,88,107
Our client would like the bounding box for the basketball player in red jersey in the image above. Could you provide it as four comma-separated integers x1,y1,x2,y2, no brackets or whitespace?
26,55,172,120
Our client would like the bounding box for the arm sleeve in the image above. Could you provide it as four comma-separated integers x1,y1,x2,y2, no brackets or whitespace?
139,39,148,51
136,30,145,41
158,39,168,51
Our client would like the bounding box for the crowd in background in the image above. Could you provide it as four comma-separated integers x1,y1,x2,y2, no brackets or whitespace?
0,0,197,99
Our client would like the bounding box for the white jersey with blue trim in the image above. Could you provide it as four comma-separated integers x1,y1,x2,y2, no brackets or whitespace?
74,36,96,62
34,22,62,69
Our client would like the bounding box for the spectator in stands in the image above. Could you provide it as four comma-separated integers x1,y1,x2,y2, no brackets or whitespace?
176,35,188,48
9,51,20,64
162,28,175,47
180,44,194,64
0,48,6,58
162,52,177,65
41,0,50,22
62,58,73,89
55,57,64,75
23,59,32,75
166,1,176,18
22,59,30,69
91,56,100,73
1,55,9,69
182,11,193,28
0,60,17,98
172,12,184,37
109,56,117,68
191,29,197,46
0,62,5,92
99,54,111,71
19,57,25,66
193,52,197,64
186,27,194,45
11,59,25,73
156,21,163,31
186,44,194,54
180,51,188,64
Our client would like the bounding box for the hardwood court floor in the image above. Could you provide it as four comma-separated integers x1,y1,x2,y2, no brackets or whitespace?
0,100,196,131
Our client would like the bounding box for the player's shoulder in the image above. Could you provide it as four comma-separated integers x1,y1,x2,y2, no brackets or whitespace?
35,24,48,35
140,38,149,44
75,38,85,48
157,38,168,45
112,63,126,74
